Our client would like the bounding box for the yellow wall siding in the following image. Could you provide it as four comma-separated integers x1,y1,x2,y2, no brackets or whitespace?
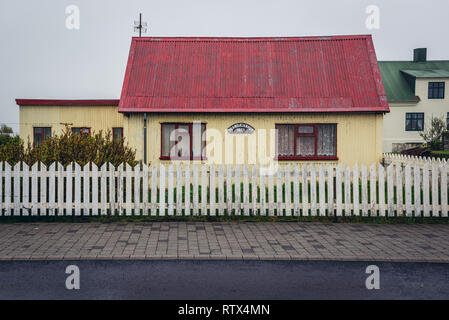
19,106,383,166
127,113,383,166
19,105,124,143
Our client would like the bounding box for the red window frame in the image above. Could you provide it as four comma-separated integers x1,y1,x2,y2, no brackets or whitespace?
275,123,338,161
33,127,51,147
71,127,91,135
160,123,207,160
112,127,124,141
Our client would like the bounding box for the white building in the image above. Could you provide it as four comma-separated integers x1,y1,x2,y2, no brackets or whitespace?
380,48,449,152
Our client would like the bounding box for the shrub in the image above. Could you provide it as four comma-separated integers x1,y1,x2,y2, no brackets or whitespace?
0,129,138,167
419,116,447,150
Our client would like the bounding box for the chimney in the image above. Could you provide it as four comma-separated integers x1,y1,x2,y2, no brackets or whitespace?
413,48,427,62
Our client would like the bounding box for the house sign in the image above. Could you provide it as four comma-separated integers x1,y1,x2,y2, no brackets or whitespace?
227,123,255,134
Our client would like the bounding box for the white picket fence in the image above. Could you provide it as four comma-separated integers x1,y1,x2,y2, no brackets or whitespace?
0,161,448,218
384,153,447,167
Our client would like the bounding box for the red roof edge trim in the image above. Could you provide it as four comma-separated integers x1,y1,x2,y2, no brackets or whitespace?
16,99,120,106
118,107,388,113
118,39,137,112
365,36,390,113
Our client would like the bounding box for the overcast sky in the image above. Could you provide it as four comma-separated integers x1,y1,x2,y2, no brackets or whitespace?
1,0,449,133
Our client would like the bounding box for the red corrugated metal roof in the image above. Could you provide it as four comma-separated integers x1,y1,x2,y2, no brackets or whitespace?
118,35,389,113
16,99,119,106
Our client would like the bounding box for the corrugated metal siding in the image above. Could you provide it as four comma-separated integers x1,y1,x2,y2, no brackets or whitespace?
119,36,389,113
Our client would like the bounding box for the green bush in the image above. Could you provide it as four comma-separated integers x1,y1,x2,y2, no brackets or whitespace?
0,129,138,167
430,150,449,160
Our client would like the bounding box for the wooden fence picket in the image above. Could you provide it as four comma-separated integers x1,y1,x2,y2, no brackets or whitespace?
243,165,249,216
201,165,207,215
369,164,376,216
109,164,116,216
260,169,266,216
176,165,182,216
185,165,191,216
441,164,448,217
387,164,394,216
0,163,3,215
310,165,317,216
66,163,72,216
396,164,403,216
41,163,48,216
167,164,174,216
23,163,29,216
13,163,20,216
235,165,241,215
150,165,157,216
293,165,300,216
327,164,334,216
353,164,359,216
361,164,368,216
226,165,232,215
251,165,258,216
159,164,166,216
142,164,148,215
125,163,132,216
414,164,421,217
405,165,412,216
276,166,283,216
423,163,430,217
57,163,64,216
344,165,351,216
83,163,89,215
285,164,292,216
432,164,439,217
74,163,81,216
92,163,99,215
301,165,309,216
193,164,199,216
134,164,141,216
378,164,385,217
210,165,216,216
335,165,342,216
268,169,274,216
218,165,224,216
101,164,107,216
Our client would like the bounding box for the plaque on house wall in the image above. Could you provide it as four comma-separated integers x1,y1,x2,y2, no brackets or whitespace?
227,123,255,134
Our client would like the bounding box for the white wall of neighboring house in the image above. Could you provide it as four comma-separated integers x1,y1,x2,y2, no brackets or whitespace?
383,78,449,152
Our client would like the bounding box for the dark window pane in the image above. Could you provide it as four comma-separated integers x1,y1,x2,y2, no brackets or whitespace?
113,128,123,141
429,82,445,99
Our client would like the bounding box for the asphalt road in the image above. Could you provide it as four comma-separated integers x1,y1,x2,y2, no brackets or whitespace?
0,260,448,300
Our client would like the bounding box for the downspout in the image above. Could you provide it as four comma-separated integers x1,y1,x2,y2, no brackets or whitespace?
143,113,147,164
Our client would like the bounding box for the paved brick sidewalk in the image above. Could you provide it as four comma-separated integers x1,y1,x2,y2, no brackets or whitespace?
0,222,448,262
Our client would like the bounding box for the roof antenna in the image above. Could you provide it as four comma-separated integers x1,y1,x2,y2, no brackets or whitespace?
134,13,147,37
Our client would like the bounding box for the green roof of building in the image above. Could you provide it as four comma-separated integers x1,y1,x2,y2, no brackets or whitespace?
378,60,449,102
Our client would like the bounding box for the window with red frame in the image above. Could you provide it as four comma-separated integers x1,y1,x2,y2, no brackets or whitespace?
71,127,91,135
276,124,337,160
161,123,206,160
33,127,51,146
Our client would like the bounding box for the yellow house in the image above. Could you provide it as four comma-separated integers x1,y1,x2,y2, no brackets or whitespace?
17,35,389,167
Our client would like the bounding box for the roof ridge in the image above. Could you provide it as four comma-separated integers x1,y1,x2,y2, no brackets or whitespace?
132,35,372,42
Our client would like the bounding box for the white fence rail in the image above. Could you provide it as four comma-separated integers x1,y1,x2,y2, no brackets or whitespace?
0,161,448,217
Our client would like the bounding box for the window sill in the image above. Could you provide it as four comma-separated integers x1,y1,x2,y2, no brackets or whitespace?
275,156,338,161
159,157,208,161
